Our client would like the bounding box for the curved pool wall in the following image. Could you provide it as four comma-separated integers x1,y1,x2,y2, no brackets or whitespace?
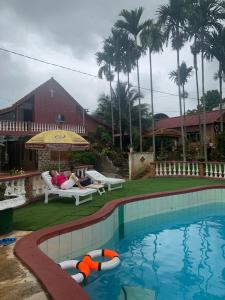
15,185,225,300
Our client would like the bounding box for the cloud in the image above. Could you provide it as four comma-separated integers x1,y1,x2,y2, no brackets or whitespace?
0,0,221,117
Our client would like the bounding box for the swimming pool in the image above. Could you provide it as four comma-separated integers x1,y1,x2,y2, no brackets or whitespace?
84,203,225,300
15,186,225,300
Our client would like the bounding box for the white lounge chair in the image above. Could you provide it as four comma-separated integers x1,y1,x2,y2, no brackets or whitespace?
85,170,125,191
41,171,97,206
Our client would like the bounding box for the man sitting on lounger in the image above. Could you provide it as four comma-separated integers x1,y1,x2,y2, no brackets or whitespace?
49,170,85,190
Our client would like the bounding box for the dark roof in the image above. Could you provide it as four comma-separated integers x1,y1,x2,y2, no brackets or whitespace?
155,109,225,130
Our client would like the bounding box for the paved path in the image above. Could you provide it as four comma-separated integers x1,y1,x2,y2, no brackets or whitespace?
0,231,48,300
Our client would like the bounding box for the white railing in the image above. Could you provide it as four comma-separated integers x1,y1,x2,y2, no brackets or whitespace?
4,178,26,198
0,121,85,134
31,175,46,198
155,161,199,177
205,162,225,178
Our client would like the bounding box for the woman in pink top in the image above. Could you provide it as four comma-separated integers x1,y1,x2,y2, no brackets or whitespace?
49,170,85,190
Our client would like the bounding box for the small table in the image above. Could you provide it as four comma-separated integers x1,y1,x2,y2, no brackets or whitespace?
87,183,105,195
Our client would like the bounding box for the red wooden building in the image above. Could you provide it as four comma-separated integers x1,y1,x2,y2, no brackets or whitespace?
0,78,106,170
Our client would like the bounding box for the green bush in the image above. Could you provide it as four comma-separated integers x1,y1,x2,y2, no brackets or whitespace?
71,151,97,166
101,148,126,167
216,132,225,161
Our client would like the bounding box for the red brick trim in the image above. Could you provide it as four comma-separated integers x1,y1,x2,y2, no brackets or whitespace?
0,171,41,181
14,184,225,300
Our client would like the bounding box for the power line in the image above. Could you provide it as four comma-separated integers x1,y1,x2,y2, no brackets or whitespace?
0,46,199,102
0,47,98,78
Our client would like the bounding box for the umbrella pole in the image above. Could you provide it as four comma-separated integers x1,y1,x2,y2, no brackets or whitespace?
58,152,61,172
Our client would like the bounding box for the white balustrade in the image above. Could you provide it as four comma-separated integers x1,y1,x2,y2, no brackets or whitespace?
205,162,225,178
4,178,26,199
155,162,200,177
0,121,86,135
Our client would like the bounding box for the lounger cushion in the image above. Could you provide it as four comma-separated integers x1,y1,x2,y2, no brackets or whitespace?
85,170,125,183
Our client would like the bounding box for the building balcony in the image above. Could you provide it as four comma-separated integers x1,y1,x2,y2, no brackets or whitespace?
0,121,86,136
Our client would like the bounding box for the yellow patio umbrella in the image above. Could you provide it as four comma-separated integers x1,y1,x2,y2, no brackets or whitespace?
25,130,89,171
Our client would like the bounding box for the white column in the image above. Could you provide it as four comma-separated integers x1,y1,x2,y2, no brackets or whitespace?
159,163,163,176
168,163,172,176
210,164,213,177
205,163,209,177
187,163,190,176
182,162,186,176
178,163,181,175
219,164,222,178
163,162,167,175
196,163,199,176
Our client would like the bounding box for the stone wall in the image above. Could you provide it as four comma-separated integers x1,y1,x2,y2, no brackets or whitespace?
38,150,50,171
38,150,72,171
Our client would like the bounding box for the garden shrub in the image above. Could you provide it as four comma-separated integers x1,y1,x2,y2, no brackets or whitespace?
71,151,97,166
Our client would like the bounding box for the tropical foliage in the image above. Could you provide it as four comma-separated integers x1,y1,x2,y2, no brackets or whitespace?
200,90,225,111
94,1,225,161
169,61,193,117
94,82,150,150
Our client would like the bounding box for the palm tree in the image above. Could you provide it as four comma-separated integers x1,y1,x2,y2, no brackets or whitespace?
95,82,149,145
186,0,225,161
140,19,164,160
120,34,138,148
157,0,187,161
115,7,145,152
169,62,193,119
105,29,126,150
190,42,203,151
96,43,115,145
205,27,225,131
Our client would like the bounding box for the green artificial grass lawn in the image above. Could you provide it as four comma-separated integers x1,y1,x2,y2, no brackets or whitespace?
13,177,225,231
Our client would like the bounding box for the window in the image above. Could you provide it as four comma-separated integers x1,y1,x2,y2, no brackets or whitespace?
187,132,200,142
56,114,65,123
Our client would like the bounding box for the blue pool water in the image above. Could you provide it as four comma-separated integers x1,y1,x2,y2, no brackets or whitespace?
82,203,225,300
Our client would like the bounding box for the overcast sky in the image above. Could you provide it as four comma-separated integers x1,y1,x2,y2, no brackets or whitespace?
0,0,220,117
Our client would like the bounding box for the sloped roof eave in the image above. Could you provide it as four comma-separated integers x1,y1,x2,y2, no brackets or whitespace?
155,110,225,130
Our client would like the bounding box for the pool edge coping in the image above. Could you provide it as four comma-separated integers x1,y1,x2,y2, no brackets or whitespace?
14,184,225,300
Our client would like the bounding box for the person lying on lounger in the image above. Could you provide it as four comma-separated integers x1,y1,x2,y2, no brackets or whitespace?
49,170,85,190
70,166,91,187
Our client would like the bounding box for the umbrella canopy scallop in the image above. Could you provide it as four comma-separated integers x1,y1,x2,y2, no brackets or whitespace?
25,130,89,151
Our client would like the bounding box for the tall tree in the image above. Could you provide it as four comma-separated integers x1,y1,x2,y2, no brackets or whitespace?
120,33,138,148
115,7,145,152
185,0,225,161
204,27,225,131
158,0,187,161
169,61,193,119
200,90,224,111
190,41,202,151
96,42,115,145
95,82,149,146
140,20,164,161
105,29,126,150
